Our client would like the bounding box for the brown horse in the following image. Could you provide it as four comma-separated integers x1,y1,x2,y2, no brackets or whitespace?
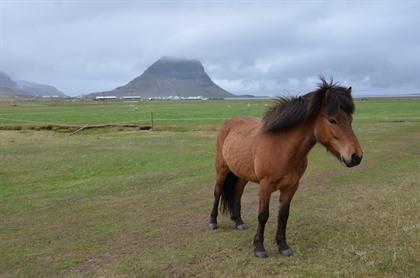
208,78,363,258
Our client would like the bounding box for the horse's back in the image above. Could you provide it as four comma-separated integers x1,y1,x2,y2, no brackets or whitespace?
217,117,261,181
217,117,261,144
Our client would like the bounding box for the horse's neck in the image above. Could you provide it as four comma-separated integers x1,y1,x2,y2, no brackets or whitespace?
285,122,317,161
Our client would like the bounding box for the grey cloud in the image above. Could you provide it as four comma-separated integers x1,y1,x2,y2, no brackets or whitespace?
0,1,418,96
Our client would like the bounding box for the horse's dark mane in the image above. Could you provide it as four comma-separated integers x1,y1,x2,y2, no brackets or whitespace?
263,77,354,132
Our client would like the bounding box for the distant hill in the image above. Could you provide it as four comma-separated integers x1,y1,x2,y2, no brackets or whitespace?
0,71,19,89
17,80,66,97
87,57,235,99
0,86,30,99
0,71,66,98
0,72,31,99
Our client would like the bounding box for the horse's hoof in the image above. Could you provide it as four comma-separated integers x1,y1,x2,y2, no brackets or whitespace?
208,223,218,230
279,248,294,257
254,251,268,258
236,224,247,230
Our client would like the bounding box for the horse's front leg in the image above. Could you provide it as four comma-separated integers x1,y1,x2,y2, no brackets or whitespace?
253,182,273,258
276,185,298,256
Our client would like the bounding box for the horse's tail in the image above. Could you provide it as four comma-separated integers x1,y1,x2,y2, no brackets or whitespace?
216,119,238,217
220,171,238,217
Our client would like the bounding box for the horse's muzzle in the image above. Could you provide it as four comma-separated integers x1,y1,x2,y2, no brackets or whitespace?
344,153,362,167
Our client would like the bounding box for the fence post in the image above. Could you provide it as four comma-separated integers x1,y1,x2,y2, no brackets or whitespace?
151,112,154,131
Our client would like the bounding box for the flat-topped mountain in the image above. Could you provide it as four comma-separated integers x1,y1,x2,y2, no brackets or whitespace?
87,57,234,98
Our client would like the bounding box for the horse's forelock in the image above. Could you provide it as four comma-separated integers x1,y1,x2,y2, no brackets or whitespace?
324,89,354,115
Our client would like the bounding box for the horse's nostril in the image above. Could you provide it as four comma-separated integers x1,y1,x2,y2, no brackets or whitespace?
351,153,361,164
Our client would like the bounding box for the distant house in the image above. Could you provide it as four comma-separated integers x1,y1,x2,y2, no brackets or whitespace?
42,95,60,98
95,96,117,101
185,96,208,100
122,96,142,100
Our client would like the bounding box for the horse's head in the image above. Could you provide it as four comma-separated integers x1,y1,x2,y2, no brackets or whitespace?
314,84,363,167
262,77,363,167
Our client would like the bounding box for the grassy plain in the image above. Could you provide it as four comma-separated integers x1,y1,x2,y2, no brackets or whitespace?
0,98,419,277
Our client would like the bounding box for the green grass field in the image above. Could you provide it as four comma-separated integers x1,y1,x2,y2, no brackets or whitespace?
1,99,419,277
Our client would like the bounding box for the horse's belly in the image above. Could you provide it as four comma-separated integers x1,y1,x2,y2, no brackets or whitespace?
222,132,257,181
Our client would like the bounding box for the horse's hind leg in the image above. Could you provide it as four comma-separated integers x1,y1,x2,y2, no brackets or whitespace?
208,168,229,230
231,178,248,230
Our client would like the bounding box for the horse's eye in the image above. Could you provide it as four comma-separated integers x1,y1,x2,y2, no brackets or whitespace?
328,118,337,125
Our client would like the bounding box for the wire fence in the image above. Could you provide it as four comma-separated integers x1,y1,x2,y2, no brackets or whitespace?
0,112,234,133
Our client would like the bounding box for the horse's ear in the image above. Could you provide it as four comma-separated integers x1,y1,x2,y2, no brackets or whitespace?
348,86,352,94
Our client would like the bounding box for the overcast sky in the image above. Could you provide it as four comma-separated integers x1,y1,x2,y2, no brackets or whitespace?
0,0,419,96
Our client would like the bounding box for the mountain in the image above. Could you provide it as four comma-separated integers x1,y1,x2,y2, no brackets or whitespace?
87,57,234,98
0,71,31,98
0,71,19,89
0,86,30,99
17,80,66,97
0,71,66,98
